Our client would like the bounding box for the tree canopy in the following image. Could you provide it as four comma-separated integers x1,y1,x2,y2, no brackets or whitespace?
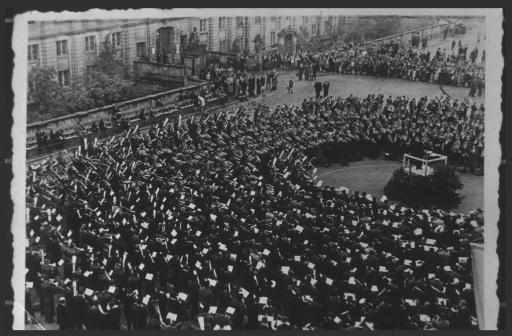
27,40,163,123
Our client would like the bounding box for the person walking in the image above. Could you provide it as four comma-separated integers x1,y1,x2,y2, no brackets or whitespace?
266,71,272,90
288,78,294,94
272,75,278,91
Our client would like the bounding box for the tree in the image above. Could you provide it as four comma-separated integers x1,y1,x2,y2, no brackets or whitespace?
27,66,71,122
84,40,134,106
84,69,133,107
96,41,125,76
61,81,94,113
384,165,463,209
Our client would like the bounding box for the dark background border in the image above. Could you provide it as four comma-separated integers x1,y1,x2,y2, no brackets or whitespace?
1,1,509,334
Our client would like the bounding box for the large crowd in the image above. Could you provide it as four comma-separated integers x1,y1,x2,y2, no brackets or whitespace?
200,65,280,101
205,33,484,94
264,40,484,91
25,90,484,330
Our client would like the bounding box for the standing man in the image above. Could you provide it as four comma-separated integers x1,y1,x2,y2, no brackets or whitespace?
314,81,322,100
57,297,71,330
248,75,256,97
322,81,330,98
266,70,272,90
256,76,262,95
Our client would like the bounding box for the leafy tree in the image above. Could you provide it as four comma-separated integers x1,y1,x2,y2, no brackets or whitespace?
84,69,133,107
27,66,67,121
384,165,463,209
96,41,125,76
27,38,171,123
61,81,95,113
370,16,401,39
83,40,134,106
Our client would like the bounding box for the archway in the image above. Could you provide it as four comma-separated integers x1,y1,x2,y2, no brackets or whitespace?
277,28,298,56
232,37,244,54
156,26,175,64
254,34,265,53
284,34,294,55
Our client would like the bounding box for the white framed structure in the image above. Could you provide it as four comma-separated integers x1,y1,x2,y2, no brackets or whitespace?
402,151,448,176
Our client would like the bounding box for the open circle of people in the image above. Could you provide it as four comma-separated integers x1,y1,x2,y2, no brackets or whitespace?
26,41,484,331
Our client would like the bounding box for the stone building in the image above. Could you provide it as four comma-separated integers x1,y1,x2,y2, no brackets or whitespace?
200,15,340,55
27,15,439,87
27,18,200,87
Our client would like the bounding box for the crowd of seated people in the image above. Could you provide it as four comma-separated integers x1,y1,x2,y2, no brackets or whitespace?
26,92,483,331
35,129,66,150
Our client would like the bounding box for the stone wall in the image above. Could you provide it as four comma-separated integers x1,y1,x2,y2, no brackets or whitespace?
133,61,187,85
27,81,213,144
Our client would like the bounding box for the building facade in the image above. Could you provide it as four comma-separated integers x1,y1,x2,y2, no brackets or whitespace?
27,18,200,87
27,15,439,86
202,15,340,54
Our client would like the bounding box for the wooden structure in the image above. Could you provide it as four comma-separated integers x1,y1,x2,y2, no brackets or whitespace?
402,151,448,176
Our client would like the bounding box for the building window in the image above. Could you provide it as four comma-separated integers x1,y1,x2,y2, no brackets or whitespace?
136,42,147,58
220,40,227,52
200,19,208,32
270,32,276,45
85,65,97,74
58,70,70,87
304,16,309,23
111,32,122,47
56,40,68,56
236,17,243,27
85,35,96,52
255,16,261,24
244,38,249,51
218,17,222,29
28,44,39,61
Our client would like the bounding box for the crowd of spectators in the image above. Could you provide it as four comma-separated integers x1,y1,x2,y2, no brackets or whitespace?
35,130,66,151
198,35,484,98
26,91,483,331
260,39,484,92
33,86,228,155
200,64,280,101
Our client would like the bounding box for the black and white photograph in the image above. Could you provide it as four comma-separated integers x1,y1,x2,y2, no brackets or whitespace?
9,8,503,331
